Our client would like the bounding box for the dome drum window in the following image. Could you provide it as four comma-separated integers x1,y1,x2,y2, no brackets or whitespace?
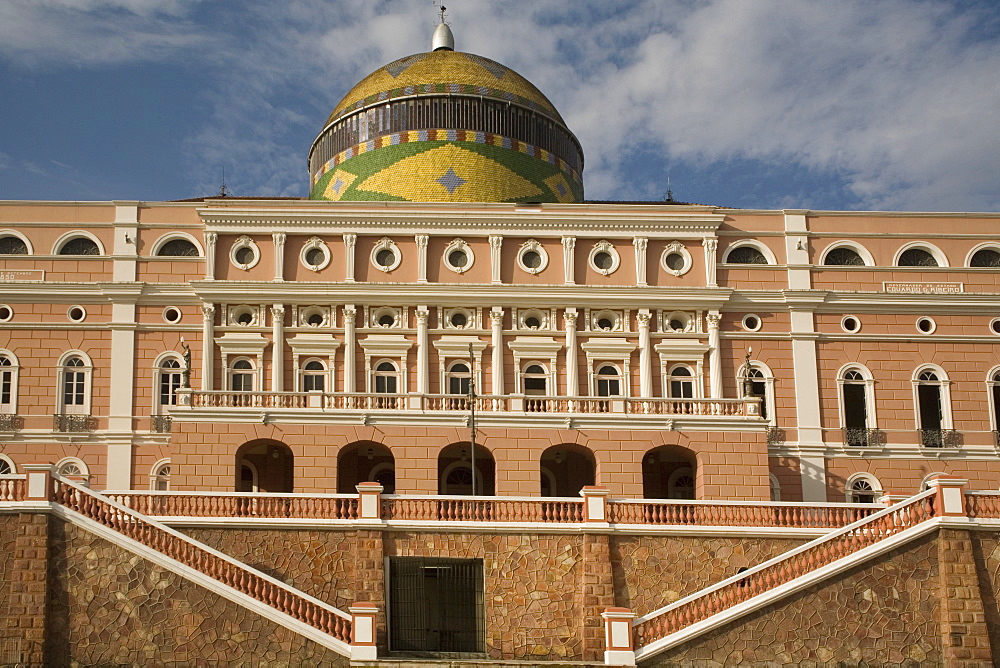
591,310,621,332
445,308,474,330
660,241,692,276
299,306,331,328
517,239,548,275
443,238,474,274
589,241,620,276
300,237,331,272
371,238,401,272
663,311,694,333
228,305,260,327
518,309,549,331
371,307,401,329
230,236,261,270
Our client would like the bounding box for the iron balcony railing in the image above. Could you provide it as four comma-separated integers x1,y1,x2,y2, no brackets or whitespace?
150,414,173,433
843,428,885,448
52,414,97,433
0,414,22,432
920,428,960,448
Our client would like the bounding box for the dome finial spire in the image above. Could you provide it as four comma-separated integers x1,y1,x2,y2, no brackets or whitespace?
432,5,455,51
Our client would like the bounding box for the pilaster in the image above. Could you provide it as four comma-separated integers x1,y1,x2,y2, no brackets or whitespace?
343,233,357,283
415,234,429,282
562,236,576,284
271,232,286,282
489,235,502,284
702,237,718,287
633,237,648,287
204,232,217,280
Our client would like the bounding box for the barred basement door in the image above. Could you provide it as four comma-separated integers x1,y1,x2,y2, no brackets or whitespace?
389,557,485,654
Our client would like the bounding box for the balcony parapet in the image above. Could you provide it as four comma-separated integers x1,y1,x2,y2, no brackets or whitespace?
52,414,97,433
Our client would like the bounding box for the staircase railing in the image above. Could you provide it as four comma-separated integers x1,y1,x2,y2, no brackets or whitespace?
966,491,1000,519
0,475,25,502
106,491,358,520
51,476,353,646
608,499,874,528
633,487,938,646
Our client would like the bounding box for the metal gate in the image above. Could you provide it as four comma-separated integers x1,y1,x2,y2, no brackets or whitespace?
388,557,485,653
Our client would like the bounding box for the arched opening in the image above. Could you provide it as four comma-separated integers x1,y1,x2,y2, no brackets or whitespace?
234,440,293,493
642,445,697,499
916,369,945,446
539,444,596,497
438,442,495,495
846,474,881,503
338,441,395,494
840,368,872,446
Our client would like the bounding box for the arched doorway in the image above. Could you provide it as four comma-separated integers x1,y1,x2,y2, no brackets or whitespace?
438,442,495,495
338,441,395,494
539,444,596,497
642,445,697,499
234,440,293,493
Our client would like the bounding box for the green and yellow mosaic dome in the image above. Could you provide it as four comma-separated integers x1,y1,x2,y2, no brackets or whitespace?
308,26,584,203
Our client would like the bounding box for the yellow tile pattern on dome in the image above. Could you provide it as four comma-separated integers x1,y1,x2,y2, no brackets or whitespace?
354,143,543,202
328,51,561,125
544,173,576,204
322,169,358,201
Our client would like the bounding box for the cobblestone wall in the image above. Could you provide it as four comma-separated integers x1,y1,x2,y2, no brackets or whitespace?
182,527,358,610
611,535,805,615
385,532,584,661
0,514,16,621
641,533,942,666
45,520,349,666
971,532,1000,659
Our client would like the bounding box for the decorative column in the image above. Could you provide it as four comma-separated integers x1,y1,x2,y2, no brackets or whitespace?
491,308,504,398
562,236,576,284
637,311,652,398
416,308,430,395
200,304,215,391
489,235,503,284
702,237,718,287
415,234,429,283
707,311,722,398
633,237,648,287
204,232,217,280
272,232,286,282
344,307,357,393
564,309,579,399
350,603,379,661
602,608,637,666
271,305,285,392
343,233,357,283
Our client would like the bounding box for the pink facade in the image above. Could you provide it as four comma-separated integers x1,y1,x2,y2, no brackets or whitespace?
1,200,998,501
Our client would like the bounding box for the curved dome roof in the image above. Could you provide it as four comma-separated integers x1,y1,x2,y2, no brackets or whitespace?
308,28,584,204
325,50,566,127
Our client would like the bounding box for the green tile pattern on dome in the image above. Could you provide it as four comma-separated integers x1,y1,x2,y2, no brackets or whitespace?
310,138,583,203
326,50,564,126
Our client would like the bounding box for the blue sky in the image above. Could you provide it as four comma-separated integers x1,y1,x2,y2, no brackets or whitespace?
1,0,998,211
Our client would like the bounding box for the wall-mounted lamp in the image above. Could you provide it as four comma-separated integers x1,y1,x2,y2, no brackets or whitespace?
366,447,375,460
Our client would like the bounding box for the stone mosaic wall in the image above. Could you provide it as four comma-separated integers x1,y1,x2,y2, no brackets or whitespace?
45,520,349,666
971,532,1000,657
641,533,942,666
611,535,805,616
385,532,584,661
0,514,16,617
182,527,358,610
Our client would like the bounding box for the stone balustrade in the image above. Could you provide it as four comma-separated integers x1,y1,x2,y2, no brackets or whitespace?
608,499,876,528
0,474,26,501
965,491,1000,519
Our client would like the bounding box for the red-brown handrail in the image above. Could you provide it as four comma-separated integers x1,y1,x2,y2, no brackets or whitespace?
633,489,938,646
381,496,584,523
608,500,875,528
107,492,358,520
52,478,352,644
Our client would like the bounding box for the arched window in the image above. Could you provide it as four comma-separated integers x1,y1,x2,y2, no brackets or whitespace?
237,459,259,492
595,365,622,397
0,351,19,414
769,474,781,502
373,360,399,409
539,445,596,497
58,237,100,256
445,361,472,410
0,235,28,255
158,358,182,409
641,445,697,499
302,359,327,392
846,474,881,504
823,246,866,266
970,248,1000,268
156,238,200,257
667,466,696,500
151,460,171,491
667,365,695,399
0,454,15,474
897,247,938,267
230,358,256,392
59,354,91,414
725,245,769,265
56,457,90,486
987,369,1000,438
438,443,495,496
839,366,877,446
522,364,548,395
914,367,953,447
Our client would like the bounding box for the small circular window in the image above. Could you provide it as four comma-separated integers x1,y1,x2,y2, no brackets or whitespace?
373,307,399,328
523,251,541,268
517,240,548,275
665,253,684,270
371,238,401,272
162,307,181,324
305,247,325,268
589,241,620,275
660,242,692,276
300,306,327,327
307,312,323,326
300,237,331,272
230,235,260,270
378,314,394,326
841,315,861,333
991,318,1000,335
444,239,474,274
67,306,87,323
742,314,761,332
0,304,11,322
525,316,541,329
597,317,613,330
450,311,468,327
916,317,936,334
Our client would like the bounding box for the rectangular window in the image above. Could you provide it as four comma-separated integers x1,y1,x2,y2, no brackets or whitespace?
0,370,10,406
160,372,181,406
64,371,85,406
389,558,485,654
